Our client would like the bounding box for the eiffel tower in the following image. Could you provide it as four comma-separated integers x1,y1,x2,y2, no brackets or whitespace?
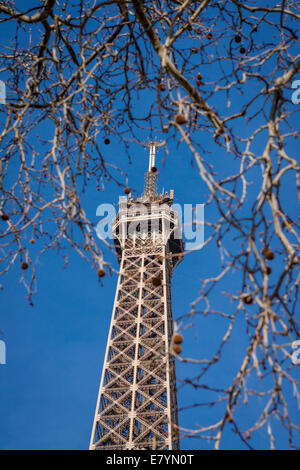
89,143,184,450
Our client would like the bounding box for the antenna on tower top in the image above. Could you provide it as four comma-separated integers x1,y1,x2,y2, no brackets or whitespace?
148,141,156,171
146,139,164,171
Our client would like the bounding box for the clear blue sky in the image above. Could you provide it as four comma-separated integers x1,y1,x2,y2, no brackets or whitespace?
0,1,299,450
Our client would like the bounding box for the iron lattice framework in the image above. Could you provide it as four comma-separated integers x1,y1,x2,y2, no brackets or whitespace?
90,145,184,450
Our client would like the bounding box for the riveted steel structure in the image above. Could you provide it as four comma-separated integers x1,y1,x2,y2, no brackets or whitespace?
89,144,184,450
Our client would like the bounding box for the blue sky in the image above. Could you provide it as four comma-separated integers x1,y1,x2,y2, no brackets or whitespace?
0,1,299,450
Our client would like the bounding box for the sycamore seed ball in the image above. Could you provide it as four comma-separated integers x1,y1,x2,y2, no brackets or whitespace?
175,113,187,125
173,333,183,345
152,277,162,287
172,344,182,355
243,294,253,305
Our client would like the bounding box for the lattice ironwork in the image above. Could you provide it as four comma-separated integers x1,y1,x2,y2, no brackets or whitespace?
89,148,184,450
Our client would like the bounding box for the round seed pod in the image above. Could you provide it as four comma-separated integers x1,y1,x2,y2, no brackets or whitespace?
1,213,9,221
151,166,157,173
21,262,28,270
243,294,253,305
234,35,241,43
124,187,130,195
97,268,106,278
240,47,246,54
104,138,110,145
152,277,162,287
160,83,166,92
173,333,183,345
265,249,274,261
172,344,182,355
175,113,187,125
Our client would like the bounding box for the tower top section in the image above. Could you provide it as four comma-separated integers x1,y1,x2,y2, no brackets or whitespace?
135,140,173,204
141,141,159,202
112,144,184,268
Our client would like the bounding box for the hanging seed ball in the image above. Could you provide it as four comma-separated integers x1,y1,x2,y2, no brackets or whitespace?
266,266,272,275
160,83,166,92
172,344,182,355
240,47,246,54
30,238,35,244
265,249,275,261
196,80,203,87
151,166,157,173
105,88,110,94
243,294,253,305
206,33,212,39
124,187,131,195
175,113,187,125
234,35,241,43
152,277,162,287
173,333,183,345
97,268,106,278
104,138,110,145
197,73,202,81
21,262,28,270
1,213,9,221
261,247,267,256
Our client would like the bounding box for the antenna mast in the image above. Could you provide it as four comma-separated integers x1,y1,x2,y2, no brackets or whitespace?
148,141,156,171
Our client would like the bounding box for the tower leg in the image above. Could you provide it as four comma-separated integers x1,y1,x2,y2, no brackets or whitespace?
90,240,179,450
